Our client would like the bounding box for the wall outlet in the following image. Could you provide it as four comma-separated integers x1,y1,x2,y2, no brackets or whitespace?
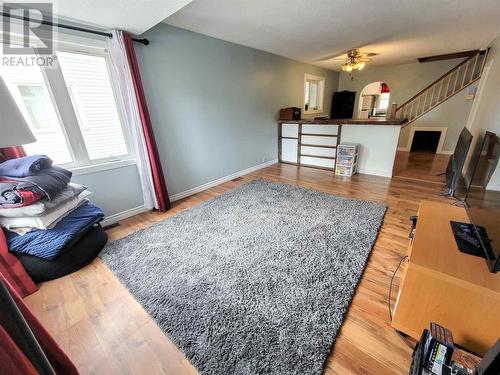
465,86,477,100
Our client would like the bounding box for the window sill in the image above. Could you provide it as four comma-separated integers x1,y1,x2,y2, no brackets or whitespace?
69,159,136,176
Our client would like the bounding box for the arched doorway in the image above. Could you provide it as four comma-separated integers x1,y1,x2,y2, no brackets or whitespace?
357,81,390,119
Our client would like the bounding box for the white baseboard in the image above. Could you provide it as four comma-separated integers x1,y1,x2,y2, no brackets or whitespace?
397,147,410,152
101,159,278,225
357,168,392,178
169,159,279,202
102,205,150,227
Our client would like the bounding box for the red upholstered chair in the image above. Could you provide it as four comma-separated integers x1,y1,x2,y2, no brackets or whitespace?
0,227,37,297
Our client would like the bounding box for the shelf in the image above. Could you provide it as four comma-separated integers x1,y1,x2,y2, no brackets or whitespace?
300,143,336,149
299,154,336,160
300,133,338,137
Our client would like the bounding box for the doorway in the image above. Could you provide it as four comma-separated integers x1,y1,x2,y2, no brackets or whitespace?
410,131,442,152
393,127,450,183
357,81,390,119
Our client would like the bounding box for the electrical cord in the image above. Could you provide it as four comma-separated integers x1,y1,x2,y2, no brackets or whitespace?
388,256,408,321
388,255,414,348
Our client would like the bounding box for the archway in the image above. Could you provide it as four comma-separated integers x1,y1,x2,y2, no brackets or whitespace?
357,81,390,119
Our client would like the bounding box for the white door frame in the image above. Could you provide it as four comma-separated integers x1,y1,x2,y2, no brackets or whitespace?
404,126,449,154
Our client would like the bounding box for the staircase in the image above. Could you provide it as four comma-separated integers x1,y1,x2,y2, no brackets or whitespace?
395,50,488,127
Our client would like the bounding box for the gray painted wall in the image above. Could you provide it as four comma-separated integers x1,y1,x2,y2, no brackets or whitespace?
338,59,475,152
467,34,500,136
71,165,144,218
466,34,500,186
135,23,339,196
66,23,339,217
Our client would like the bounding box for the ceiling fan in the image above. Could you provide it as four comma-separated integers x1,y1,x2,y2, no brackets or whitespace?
320,49,378,72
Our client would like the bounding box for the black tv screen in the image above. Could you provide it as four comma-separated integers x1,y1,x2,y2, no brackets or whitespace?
454,131,487,201
465,131,500,272
446,127,473,197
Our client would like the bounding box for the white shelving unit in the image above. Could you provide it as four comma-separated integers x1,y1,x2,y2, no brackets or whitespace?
335,143,359,177
278,122,340,171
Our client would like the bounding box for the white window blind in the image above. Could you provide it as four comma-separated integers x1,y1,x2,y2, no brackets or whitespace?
0,60,73,164
57,52,128,160
0,46,132,170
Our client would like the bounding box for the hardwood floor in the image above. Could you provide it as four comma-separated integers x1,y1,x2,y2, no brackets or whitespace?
24,163,454,374
393,151,450,184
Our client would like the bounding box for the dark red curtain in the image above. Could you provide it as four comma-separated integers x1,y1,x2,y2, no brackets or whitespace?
123,32,170,212
0,146,26,161
0,275,79,375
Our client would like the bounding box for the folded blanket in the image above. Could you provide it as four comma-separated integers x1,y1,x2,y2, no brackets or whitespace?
0,155,53,178
0,190,91,231
5,202,104,259
0,183,43,207
0,166,71,202
4,190,43,208
0,182,22,205
0,183,87,217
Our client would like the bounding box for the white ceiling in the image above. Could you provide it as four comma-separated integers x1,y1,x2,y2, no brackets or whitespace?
51,0,192,35
164,0,500,70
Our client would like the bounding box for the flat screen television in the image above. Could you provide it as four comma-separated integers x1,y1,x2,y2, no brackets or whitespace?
444,127,473,197
451,131,500,273
454,131,487,201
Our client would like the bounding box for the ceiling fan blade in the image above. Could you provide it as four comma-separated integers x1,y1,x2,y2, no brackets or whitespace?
315,50,378,62
315,54,346,62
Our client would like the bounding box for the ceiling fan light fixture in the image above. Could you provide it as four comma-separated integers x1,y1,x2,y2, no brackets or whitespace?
342,64,353,72
340,50,372,73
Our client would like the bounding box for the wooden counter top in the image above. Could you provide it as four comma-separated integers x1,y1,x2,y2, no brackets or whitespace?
277,118,406,126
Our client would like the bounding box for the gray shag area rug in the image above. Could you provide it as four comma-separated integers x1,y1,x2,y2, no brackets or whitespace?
100,179,386,375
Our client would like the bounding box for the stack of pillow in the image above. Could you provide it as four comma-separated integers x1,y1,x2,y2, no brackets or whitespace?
0,155,107,282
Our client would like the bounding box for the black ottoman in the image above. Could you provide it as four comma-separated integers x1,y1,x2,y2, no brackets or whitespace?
15,224,108,283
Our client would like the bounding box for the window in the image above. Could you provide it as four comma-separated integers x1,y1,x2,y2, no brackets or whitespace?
304,74,325,114
357,81,391,118
57,52,128,161
0,59,73,164
378,92,390,110
0,47,131,170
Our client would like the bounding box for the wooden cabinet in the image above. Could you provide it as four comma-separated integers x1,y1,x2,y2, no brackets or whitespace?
278,122,340,171
391,201,500,356
277,119,403,177
280,124,299,163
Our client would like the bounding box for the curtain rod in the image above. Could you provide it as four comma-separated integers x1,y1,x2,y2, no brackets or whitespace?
0,11,150,45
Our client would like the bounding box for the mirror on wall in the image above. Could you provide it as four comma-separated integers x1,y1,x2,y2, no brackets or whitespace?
358,81,390,119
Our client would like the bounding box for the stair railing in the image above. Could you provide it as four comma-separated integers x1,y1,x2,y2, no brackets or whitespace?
395,50,488,126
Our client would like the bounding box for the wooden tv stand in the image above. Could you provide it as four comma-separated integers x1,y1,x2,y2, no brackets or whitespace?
391,201,500,355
